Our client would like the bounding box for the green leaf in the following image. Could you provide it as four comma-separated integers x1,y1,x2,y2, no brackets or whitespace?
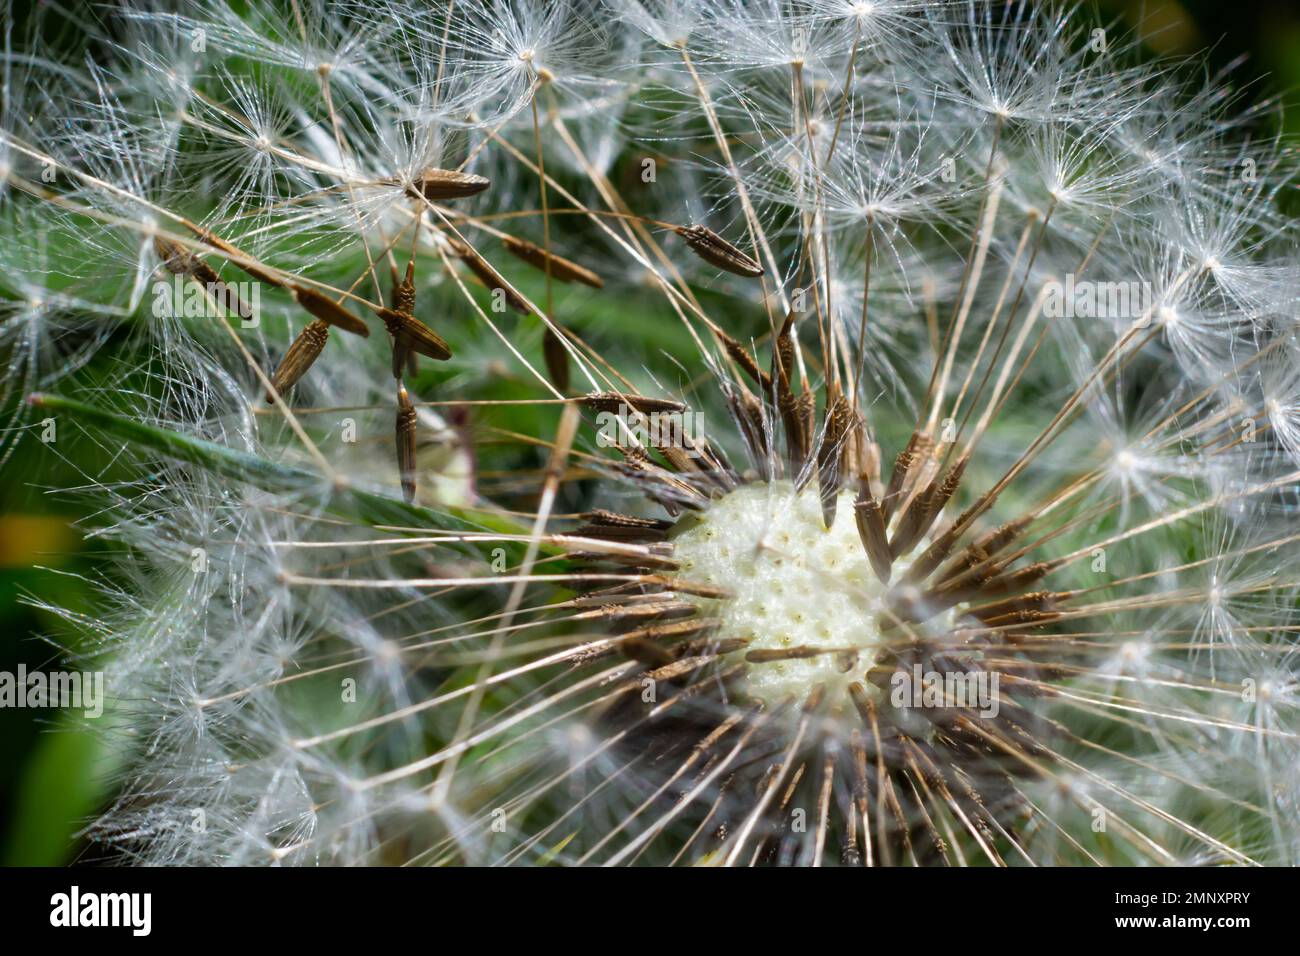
27,392,546,545
2,712,120,866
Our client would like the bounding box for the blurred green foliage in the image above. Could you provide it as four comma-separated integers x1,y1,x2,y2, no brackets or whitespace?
1,335,137,864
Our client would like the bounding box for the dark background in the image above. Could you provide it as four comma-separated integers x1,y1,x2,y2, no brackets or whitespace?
1,0,1297,865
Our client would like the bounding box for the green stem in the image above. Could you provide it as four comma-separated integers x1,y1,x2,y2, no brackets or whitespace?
28,392,544,545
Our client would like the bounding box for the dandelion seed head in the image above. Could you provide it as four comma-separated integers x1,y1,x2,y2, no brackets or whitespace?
6,0,1300,867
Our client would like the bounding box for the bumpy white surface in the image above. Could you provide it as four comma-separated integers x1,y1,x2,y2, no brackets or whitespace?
672,480,898,705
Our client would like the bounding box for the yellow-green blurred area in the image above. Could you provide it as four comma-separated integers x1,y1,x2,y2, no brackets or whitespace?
1,342,136,865
1,0,1298,866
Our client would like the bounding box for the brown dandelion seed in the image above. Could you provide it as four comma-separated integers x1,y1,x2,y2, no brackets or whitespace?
637,575,735,600
386,267,422,377
398,167,491,202
392,270,417,317
969,591,1061,626
390,343,414,381
542,327,571,394
290,284,370,337
774,310,798,386
376,307,452,367
891,457,968,560
722,382,771,476
674,224,764,278
888,480,936,561
396,385,418,504
618,617,720,645
618,636,675,668
153,237,254,321
501,235,604,288
879,433,920,523
716,328,771,393
449,239,530,313
267,318,330,401
153,236,204,278
595,600,699,625
816,394,855,528
187,227,285,288
576,510,674,543
854,494,893,584
772,313,810,470
786,390,815,479
923,515,1032,588
580,392,687,415
745,645,835,664
611,447,706,515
